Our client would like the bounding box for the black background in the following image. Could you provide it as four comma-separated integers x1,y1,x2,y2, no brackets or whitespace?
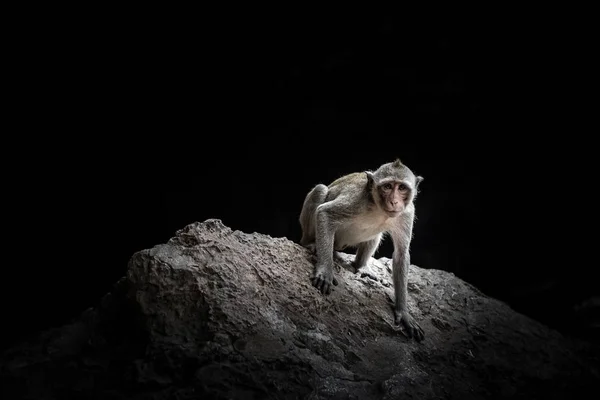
3,11,597,350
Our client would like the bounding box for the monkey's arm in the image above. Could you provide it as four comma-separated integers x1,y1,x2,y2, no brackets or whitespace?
389,213,425,341
311,198,350,294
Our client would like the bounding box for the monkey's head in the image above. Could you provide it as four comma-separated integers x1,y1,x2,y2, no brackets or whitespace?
366,159,423,217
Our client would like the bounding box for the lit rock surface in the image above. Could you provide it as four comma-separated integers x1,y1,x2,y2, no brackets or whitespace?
1,219,598,399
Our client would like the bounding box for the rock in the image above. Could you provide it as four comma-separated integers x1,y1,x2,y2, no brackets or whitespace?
1,219,598,399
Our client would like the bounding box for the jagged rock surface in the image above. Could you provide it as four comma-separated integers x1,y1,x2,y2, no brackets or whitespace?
1,219,598,399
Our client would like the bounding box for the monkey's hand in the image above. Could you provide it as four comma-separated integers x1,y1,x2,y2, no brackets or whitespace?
394,310,425,342
311,263,338,295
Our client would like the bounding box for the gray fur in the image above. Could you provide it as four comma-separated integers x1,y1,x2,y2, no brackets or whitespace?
298,160,425,341
299,184,328,247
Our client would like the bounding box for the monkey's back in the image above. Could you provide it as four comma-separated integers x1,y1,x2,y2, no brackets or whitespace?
326,172,369,203
328,172,366,189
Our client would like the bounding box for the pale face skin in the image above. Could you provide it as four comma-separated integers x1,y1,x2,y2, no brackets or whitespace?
376,179,412,217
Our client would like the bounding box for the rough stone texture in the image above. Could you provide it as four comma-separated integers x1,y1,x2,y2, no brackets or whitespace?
1,219,598,399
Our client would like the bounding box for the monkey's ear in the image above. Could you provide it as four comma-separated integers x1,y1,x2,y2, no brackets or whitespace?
365,171,375,190
415,175,424,189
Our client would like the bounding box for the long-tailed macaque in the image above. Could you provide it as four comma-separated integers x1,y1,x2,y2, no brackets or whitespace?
299,159,425,341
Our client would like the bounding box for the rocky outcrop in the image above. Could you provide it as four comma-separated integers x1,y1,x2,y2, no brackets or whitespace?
1,219,598,399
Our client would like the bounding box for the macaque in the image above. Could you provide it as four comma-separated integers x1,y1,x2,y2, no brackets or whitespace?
299,159,424,341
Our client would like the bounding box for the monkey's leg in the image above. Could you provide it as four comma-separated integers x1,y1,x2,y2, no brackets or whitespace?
311,202,340,295
353,234,382,272
299,184,328,247
392,250,425,342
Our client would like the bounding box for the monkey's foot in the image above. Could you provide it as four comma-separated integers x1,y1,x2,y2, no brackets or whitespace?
394,310,425,342
359,270,379,281
352,260,366,274
333,251,346,263
311,266,338,295
304,243,316,254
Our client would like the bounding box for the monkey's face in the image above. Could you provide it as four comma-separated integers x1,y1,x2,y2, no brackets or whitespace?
377,180,412,216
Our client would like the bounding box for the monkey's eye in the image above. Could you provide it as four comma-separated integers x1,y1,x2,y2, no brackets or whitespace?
383,183,393,190
397,183,407,191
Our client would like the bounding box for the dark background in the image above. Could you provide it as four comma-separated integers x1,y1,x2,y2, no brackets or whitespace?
3,12,597,351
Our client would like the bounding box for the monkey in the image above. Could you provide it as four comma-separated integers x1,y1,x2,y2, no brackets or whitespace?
299,159,425,341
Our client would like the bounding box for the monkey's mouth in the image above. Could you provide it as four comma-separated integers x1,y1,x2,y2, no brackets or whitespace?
385,210,402,216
